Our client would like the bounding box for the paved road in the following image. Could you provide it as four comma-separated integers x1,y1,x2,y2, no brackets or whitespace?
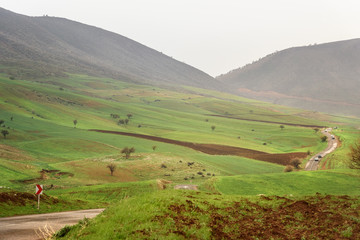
305,128,338,171
0,208,104,240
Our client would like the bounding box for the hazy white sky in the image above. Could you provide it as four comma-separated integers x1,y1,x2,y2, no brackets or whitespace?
1,0,360,76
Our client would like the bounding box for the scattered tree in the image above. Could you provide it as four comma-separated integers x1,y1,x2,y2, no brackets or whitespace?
107,163,116,176
347,139,360,169
211,125,216,131
10,116,13,121
321,136,327,142
314,128,320,133
280,125,285,130
124,119,129,125
121,147,135,159
127,114,133,119
118,119,125,125
1,130,9,139
0,120,4,125
307,150,311,155
73,119,78,128
160,163,167,168
152,145,157,151
290,158,302,169
205,119,209,122
110,113,120,119
284,165,294,172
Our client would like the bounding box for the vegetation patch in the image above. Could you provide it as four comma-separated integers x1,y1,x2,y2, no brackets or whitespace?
55,190,360,240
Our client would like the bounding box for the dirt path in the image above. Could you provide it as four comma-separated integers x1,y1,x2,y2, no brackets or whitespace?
89,129,306,165
0,209,104,240
305,128,338,171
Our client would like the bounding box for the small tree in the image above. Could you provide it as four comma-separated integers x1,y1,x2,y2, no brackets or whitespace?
121,147,135,159
321,136,327,142
124,119,129,125
314,128,320,133
280,125,285,130
284,165,294,172
152,145,157,151
0,120,4,125
118,119,125,125
127,114,133,119
1,130,9,139
107,163,116,176
211,125,216,131
73,119,78,128
347,139,360,169
290,158,302,169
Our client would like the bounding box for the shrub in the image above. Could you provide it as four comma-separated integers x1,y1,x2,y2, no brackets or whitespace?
284,165,294,172
290,158,302,169
347,139,360,169
161,164,167,168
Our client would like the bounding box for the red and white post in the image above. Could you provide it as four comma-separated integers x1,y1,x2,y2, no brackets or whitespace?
35,184,43,209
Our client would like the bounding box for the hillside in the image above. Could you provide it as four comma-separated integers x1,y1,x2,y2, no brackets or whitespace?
0,7,221,90
217,39,360,117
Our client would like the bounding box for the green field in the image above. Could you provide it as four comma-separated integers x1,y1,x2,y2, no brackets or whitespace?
0,71,359,231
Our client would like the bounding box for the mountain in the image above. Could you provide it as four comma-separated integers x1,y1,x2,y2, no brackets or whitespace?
217,39,360,117
0,7,221,89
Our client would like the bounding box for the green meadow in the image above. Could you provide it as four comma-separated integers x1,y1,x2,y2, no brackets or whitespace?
0,72,359,221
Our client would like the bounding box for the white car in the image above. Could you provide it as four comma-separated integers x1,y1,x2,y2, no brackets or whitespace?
314,157,319,161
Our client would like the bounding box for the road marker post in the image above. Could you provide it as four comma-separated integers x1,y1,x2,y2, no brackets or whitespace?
35,184,43,209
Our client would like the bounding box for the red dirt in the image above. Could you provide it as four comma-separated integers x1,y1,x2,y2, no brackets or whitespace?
152,194,360,239
89,129,306,165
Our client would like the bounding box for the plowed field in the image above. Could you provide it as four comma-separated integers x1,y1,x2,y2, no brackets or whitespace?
90,130,306,165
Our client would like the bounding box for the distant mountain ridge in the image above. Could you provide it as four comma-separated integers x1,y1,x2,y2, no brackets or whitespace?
218,39,360,117
0,7,221,89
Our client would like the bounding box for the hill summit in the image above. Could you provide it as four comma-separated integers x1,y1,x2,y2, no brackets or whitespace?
0,7,221,89
218,39,360,117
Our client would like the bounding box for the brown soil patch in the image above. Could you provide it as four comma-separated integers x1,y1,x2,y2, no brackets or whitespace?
0,191,64,206
89,130,306,165
152,194,360,240
207,114,326,128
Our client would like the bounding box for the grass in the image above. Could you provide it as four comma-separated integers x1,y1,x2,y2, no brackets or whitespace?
213,169,360,196
53,190,360,240
0,71,359,225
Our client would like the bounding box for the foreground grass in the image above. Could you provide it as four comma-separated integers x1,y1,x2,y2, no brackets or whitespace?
54,190,360,240
214,169,360,196
0,180,158,217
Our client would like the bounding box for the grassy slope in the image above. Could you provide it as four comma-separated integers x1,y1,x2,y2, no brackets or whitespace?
0,73,333,191
213,169,360,196
55,190,360,240
1,72,359,223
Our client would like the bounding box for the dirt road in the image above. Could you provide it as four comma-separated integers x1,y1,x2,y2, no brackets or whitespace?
0,208,104,240
305,128,338,171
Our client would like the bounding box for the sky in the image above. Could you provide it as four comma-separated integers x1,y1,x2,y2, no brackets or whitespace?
1,0,360,77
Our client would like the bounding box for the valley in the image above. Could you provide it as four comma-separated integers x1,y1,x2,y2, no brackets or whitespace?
0,6,359,240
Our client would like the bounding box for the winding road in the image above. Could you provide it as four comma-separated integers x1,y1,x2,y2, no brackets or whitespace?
305,128,338,171
0,208,104,240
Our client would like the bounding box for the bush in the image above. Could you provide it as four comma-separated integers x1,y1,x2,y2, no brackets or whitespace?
348,139,360,169
290,158,302,169
161,164,167,168
284,165,294,172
